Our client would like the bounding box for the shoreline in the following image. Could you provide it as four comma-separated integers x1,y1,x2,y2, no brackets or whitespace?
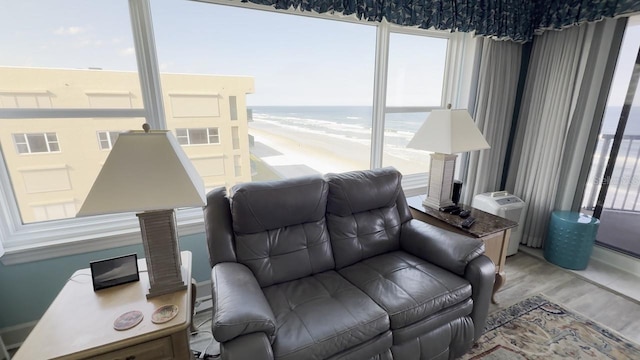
248,120,430,178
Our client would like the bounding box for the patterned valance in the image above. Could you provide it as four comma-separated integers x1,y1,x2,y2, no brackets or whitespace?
534,0,640,33
226,0,640,42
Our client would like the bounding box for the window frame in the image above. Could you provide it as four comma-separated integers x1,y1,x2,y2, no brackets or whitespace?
97,131,122,150
13,132,61,154
0,0,474,264
175,127,220,146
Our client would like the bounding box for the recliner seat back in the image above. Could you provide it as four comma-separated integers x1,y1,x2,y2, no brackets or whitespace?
229,175,335,287
325,167,413,269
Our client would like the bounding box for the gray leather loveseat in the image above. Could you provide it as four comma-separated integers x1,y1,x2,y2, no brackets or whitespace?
204,167,495,360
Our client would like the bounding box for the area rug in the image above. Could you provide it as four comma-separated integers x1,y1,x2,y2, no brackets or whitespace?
460,295,640,359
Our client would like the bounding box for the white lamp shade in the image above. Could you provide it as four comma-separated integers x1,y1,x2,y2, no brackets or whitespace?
407,109,490,154
77,130,205,216
0,238,4,258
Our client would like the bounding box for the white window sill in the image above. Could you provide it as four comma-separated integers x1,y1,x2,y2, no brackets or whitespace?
1,209,205,265
1,174,427,266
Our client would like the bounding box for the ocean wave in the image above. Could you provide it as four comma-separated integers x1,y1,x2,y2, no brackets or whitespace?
251,107,424,139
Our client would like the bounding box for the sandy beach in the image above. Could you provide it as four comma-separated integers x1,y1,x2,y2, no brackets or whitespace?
248,119,430,179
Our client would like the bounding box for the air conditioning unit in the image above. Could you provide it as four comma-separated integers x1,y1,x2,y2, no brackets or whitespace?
472,191,526,256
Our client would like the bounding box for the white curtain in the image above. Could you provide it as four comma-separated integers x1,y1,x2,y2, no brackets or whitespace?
507,19,623,248
461,38,522,205
0,234,4,257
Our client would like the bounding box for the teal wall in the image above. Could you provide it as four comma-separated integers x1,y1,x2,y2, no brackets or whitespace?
0,232,210,329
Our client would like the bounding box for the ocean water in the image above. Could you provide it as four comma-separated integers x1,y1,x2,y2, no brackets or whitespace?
250,106,429,148
250,105,640,137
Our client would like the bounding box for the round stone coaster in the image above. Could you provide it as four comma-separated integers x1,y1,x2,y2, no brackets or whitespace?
113,310,143,331
151,304,179,324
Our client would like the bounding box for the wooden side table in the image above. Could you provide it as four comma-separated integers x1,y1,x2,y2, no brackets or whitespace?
13,251,193,360
407,196,517,303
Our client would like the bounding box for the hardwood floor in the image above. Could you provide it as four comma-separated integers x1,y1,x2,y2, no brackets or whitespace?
493,252,640,344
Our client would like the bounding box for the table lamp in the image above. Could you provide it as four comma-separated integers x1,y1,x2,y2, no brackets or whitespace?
77,124,205,298
407,105,490,209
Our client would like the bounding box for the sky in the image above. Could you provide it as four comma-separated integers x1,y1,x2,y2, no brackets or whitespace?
607,15,640,107
0,1,637,107
0,0,446,107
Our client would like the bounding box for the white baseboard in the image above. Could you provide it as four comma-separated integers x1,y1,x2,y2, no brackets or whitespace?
1,279,214,353
591,246,640,277
195,280,212,302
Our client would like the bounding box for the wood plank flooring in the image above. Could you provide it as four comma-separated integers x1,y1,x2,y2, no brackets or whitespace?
493,252,640,344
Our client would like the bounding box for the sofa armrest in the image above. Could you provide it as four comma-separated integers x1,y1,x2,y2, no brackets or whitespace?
221,332,274,360
400,219,485,275
212,262,276,343
464,255,495,341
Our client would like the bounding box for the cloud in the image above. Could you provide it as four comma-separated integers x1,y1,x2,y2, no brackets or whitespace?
54,26,84,35
119,47,135,56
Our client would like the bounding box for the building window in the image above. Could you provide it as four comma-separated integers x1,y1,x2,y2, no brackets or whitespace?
13,133,60,154
170,94,220,117
97,131,121,150
232,127,240,150
234,155,242,177
32,201,76,222
175,128,220,145
0,92,52,108
229,96,238,120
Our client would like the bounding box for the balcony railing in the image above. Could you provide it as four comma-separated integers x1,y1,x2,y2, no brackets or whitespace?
583,134,640,212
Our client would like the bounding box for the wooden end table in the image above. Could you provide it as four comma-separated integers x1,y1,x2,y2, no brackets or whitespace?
13,251,193,360
407,196,517,303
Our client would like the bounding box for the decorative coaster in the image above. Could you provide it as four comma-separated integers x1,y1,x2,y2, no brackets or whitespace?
152,304,179,324
113,310,143,331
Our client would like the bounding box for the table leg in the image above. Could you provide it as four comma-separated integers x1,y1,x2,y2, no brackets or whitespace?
492,271,506,304
1,335,10,360
190,278,197,333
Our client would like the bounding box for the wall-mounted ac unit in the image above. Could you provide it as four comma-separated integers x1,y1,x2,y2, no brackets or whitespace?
472,191,526,256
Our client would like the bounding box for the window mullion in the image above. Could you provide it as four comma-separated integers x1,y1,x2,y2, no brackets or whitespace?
371,21,391,169
128,0,166,130
25,134,31,154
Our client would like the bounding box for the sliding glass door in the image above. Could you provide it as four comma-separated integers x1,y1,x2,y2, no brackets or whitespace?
582,15,640,257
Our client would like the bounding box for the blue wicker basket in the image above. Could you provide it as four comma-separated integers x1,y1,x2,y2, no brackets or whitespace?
544,211,600,270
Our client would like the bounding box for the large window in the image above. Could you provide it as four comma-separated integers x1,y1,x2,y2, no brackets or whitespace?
0,0,463,263
0,1,144,233
382,32,448,176
151,2,376,183
581,15,640,257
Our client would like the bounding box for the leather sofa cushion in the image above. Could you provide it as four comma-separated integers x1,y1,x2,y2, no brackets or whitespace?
231,176,335,287
263,271,390,360
327,206,402,269
325,167,404,269
235,219,334,287
338,251,472,329
325,167,402,217
231,175,328,233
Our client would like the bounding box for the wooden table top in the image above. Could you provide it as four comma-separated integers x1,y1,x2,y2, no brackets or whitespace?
13,251,192,360
407,195,517,238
